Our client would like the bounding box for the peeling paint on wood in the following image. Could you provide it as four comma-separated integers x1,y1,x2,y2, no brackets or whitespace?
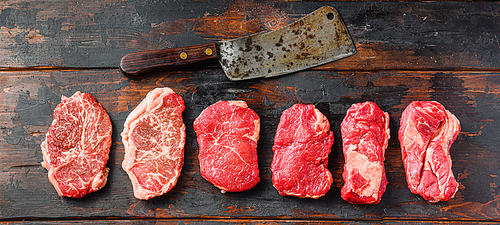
0,0,500,224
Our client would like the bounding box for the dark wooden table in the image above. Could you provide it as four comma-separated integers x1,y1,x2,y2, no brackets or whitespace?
1,0,500,224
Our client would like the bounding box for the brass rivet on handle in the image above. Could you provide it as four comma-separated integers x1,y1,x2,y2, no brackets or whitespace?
205,48,213,56
180,52,187,60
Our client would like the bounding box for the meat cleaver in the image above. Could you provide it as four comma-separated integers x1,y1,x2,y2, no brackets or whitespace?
120,6,356,81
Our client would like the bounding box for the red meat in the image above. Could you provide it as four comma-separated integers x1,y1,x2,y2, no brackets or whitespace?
122,88,186,200
340,101,390,204
194,100,260,193
41,92,112,198
271,104,333,199
399,101,460,203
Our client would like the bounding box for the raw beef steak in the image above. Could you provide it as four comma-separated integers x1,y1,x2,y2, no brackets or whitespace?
122,88,186,200
271,104,333,199
340,101,390,204
41,91,112,198
194,100,260,193
399,101,460,203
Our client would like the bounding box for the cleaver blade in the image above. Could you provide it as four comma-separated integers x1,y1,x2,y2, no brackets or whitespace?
120,6,356,81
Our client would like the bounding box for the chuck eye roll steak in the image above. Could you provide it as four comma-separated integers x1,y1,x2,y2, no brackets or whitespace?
41,91,112,198
399,101,460,203
122,87,186,200
194,100,260,193
271,104,334,199
340,101,390,204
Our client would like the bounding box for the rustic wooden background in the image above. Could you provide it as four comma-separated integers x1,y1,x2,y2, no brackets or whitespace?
1,0,500,224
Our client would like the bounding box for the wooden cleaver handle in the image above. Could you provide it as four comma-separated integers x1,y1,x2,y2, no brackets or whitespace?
120,43,219,77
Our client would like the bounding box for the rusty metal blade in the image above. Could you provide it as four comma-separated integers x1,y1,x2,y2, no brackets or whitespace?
218,6,356,81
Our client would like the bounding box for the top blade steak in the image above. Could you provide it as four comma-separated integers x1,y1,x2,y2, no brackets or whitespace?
340,101,390,204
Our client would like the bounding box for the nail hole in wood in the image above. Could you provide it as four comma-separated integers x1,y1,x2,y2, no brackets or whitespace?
327,13,334,20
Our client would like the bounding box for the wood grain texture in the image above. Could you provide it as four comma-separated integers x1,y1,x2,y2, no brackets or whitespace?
2,220,499,225
120,43,219,76
0,1,497,71
1,69,500,221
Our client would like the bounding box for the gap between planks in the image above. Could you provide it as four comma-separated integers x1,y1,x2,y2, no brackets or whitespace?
2,217,500,224
1,66,500,74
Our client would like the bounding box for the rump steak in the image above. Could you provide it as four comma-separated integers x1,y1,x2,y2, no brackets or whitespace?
271,104,333,199
194,100,260,193
41,91,112,198
340,101,390,204
122,87,186,200
399,101,460,203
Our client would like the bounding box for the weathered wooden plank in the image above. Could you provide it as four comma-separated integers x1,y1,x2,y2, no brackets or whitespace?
1,69,500,221
1,219,500,225
0,1,497,70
